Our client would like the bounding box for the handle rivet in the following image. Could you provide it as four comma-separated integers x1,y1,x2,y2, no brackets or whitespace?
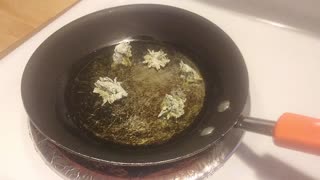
200,127,215,136
217,100,230,112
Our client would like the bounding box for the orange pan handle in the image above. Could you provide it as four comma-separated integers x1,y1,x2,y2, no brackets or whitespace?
274,113,320,155
237,113,320,155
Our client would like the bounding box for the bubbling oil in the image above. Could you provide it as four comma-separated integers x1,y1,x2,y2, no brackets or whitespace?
65,41,206,146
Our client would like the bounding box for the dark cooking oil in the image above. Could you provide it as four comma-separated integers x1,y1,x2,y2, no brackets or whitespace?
65,40,206,146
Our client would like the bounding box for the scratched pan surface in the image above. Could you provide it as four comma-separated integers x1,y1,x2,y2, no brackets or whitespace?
64,40,207,147
21,4,248,166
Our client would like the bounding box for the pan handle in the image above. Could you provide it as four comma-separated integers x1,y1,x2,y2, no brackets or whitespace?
237,113,320,155
236,116,275,136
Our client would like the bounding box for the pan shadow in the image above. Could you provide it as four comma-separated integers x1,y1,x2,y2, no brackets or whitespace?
235,143,316,180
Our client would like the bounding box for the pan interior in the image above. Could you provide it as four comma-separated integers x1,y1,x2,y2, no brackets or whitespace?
65,40,206,146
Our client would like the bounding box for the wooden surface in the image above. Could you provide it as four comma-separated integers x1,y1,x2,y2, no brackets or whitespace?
0,0,79,59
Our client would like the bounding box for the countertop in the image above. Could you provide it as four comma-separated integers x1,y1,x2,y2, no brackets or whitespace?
1,0,320,179
0,0,78,58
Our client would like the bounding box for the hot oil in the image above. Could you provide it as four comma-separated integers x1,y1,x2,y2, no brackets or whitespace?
66,40,206,146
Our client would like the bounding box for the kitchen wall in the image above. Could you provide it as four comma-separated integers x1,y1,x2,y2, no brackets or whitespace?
199,0,320,37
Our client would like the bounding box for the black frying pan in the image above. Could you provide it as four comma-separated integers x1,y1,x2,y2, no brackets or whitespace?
21,4,320,166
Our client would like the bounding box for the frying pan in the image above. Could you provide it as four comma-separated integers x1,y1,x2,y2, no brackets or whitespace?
21,4,320,166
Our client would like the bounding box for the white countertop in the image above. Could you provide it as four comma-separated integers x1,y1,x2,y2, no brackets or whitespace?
1,0,320,179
